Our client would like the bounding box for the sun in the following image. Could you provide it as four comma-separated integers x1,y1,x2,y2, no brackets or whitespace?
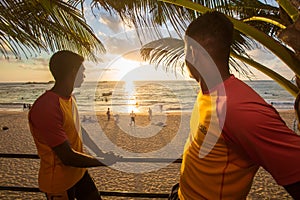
109,57,142,113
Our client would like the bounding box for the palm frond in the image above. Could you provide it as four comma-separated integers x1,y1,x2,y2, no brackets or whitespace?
92,0,193,40
140,37,255,78
231,51,299,96
155,0,300,76
243,16,286,29
277,0,299,22
140,37,298,97
140,38,185,73
91,0,272,60
228,0,280,17
0,0,105,61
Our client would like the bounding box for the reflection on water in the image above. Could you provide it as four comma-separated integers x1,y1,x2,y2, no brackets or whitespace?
81,80,199,114
0,80,295,113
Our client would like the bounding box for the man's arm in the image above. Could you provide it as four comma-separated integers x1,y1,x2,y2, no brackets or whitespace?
81,126,105,157
52,141,116,167
284,181,300,199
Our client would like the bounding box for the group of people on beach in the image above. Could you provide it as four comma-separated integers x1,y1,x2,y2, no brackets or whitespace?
106,108,136,125
22,103,31,110
105,107,153,126
28,11,300,200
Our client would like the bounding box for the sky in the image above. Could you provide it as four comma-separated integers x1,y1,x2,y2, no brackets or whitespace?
0,1,295,83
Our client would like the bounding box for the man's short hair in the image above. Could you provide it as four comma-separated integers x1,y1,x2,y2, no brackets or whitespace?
185,11,234,62
49,50,84,80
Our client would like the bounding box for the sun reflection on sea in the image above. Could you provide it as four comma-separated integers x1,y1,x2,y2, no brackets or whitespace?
124,79,139,113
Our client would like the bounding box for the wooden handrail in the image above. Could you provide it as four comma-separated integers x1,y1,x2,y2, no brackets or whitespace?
0,186,169,198
0,153,182,163
0,153,39,159
0,153,180,198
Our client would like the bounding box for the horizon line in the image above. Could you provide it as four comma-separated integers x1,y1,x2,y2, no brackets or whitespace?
0,79,282,84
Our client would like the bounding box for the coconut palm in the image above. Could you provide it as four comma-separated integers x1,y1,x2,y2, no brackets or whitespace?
91,0,300,96
0,0,105,60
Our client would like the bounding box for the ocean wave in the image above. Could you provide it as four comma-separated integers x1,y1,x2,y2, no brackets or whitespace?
0,81,296,112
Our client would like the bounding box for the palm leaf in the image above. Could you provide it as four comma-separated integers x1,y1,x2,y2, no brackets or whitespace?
159,0,300,77
231,51,299,96
243,16,286,29
277,0,299,22
0,0,105,60
92,0,289,64
141,37,255,76
92,0,193,39
141,38,185,72
140,37,298,96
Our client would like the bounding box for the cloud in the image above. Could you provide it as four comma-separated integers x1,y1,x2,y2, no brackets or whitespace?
245,48,294,80
102,33,141,55
122,50,144,62
18,64,48,71
98,13,122,33
11,57,49,71
31,57,48,66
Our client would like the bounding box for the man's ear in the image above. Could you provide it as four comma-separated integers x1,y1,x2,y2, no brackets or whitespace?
185,45,196,69
191,45,196,58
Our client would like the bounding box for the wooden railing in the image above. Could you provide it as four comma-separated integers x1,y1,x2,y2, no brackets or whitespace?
0,153,182,198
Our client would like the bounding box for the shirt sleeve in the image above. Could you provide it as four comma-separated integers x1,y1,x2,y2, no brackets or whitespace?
30,94,68,148
223,103,300,186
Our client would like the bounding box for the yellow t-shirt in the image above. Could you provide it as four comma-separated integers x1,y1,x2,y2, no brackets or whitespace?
178,87,257,199
179,76,300,199
28,91,86,193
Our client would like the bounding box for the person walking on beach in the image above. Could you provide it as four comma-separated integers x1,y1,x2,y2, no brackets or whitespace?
148,107,152,121
28,50,118,200
130,110,136,126
23,103,27,110
159,104,163,113
106,108,111,121
168,11,300,200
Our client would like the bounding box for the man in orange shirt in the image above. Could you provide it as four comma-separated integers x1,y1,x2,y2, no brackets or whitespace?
169,11,300,199
29,50,117,200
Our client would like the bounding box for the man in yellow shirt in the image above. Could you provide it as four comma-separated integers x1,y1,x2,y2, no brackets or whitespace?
169,11,300,200
29,50,117,200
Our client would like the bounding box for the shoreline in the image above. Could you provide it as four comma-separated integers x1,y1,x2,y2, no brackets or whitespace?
0,110,295,199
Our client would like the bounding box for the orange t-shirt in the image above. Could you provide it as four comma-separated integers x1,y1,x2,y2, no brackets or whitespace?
179,76,300,199
28,90,86,193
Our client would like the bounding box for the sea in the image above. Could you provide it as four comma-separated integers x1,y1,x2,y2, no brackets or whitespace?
0,80,296,113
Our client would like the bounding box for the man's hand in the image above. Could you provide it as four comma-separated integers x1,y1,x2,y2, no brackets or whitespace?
97,152,122,166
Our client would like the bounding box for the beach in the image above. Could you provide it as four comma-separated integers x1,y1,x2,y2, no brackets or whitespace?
0,110,295,200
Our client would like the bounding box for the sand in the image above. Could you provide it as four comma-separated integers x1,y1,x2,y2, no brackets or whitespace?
0,110,296,199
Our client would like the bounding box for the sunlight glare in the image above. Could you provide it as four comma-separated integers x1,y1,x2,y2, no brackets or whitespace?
124,78,139,113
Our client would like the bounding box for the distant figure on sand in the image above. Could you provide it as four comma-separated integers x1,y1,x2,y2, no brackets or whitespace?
82,115,92,123
130,110,136,126
82,115,87,122
168,11,300,200
106,108,111,121
23,103,27,110
28,50,119,200
159,104,163,113
114,113,120,124
23,103,31,110
148,107,152,121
